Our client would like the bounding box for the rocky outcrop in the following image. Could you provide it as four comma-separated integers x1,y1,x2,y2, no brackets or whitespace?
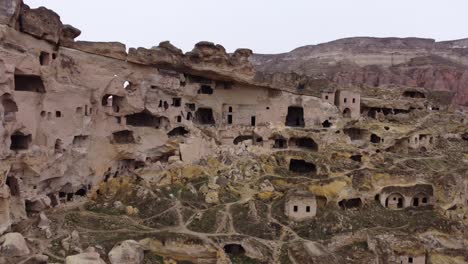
0,0,21,27
19,5,63,44
0,232,30,257
108,240,144,264
66,41,127,60
65,248,106,264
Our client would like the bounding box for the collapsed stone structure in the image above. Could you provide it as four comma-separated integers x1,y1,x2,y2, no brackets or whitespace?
0,1,466,264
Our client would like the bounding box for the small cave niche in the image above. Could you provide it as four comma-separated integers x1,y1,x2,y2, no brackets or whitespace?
54,139,63,153
343,108,352,118
39,51,50,66
322,120,332,128
194,108,215,125
6,176,20,196
14,74,46,93
273,137,287,149
1,94,18,122
75,187,87,197
338,198,362,209
102,94,124,112
73,135,89,148
167,126,189,137
234,135,253,145
198,85,214,95
289,159,316,174
370,134,382,144
55,111,62,118
285,106,305,127
112,130,135,144
350,154,362,162
172,97,181,107
402,90,425,98
47,193,59,207
289,137,318,151
10,132,31,150
223,244,245,256
126,111,162,128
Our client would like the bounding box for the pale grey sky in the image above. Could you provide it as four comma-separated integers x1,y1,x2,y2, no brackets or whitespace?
26,0,468,54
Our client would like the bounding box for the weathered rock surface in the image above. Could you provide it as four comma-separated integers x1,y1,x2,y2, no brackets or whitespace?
19,5,63,44
65,248,106,264
0,232,30,257
0,1,466,264
108,240,144,264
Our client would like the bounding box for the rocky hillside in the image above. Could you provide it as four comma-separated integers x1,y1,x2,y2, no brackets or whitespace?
251,37,468,106
0,1,467,264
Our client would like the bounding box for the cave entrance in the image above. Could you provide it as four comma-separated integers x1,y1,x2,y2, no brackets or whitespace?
167,126,189,137
273,137,287,149
10,133,31,150
289,137,318,151
338,198,362,209
289,159,316,174
198,85,213,94
1,94,18,122
126,111,161,127
343,108,352,118
113,130,135,144
402,91,425,98
322,120,332,128
285,106,305,127
370,134,382,144
14,74,46,93
195,108,215,125
6,176,20,196
223,244,245,256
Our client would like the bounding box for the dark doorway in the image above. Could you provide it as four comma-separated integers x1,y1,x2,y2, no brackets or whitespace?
343,108,352,118
168,127,189,137
289,159,316,174
233,135,253,145
370,134,382,144
14,74,46,93
289,137,318,151
195,108,215,125
112,130,135,144
322,120,332,128
6,177,20,196
350,154,362,162
285,106,305,127
10,133,31,150
223,244,245,256
251,116,256,126
198,85,213,94
338,198,362,209
126,111,161,127
227,114,233,124
273,138,287,148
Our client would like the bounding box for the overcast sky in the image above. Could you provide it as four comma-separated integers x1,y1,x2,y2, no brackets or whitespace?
25,0,468,54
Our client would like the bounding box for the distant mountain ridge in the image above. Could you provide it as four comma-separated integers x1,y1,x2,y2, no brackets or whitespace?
251,37,468,106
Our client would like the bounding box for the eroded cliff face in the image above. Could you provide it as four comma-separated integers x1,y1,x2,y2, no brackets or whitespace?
0,1,467,264
251,37,468,106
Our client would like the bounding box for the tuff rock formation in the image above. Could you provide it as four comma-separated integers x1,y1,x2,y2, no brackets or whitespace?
0,1,466,264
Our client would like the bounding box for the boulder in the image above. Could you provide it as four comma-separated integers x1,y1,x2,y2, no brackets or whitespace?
0,0,21,27
65,247,105,264
108,240,144,264
60,24,81,45
19,5,63,44
0,232,30,257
